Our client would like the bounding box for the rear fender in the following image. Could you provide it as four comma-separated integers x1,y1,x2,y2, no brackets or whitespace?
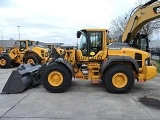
100,56,139,74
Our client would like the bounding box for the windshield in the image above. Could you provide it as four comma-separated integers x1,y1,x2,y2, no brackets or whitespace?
129,36,148,52
18,41,26,51
78,32,87,50
140,38,147,51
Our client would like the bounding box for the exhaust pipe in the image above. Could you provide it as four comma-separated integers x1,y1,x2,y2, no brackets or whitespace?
2,64,41,94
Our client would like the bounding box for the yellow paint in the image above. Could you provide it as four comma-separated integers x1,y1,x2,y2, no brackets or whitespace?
48,71,63,86
138,66,158,81
112,73,128,88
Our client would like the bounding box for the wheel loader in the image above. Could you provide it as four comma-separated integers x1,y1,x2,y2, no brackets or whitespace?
0,40,49,68
1,0,159,94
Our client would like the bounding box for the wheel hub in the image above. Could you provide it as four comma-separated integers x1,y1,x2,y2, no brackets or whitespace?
112,73,128,88
27,59,34,64
48,71,63,86
0,59,6,66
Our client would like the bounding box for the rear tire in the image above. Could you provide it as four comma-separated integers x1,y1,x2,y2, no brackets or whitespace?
102,64,135,93
41,63,72,93
0,56,11,68
24,56,40,64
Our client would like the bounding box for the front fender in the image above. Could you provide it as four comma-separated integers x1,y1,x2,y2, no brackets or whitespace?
55,58,74,77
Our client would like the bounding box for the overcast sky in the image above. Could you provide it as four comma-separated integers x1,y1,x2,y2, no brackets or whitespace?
0,0,138,44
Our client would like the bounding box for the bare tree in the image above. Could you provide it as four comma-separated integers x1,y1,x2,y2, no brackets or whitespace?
109,13,129,40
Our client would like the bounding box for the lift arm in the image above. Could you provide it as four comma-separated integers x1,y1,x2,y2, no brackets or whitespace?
122,0,160,43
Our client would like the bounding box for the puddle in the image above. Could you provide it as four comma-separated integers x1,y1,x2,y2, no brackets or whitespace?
138,96,160,110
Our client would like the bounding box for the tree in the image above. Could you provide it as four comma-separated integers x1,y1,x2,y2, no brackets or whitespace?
109,13,129,40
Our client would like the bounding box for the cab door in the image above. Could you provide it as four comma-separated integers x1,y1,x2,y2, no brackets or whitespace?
88,32,103,56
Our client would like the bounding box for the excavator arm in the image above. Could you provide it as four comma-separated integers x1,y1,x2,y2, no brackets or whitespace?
122,0,160,43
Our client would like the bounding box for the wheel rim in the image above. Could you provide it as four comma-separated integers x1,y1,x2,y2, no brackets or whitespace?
0,59,6,66
48,71,63,86
27,59,34,64
112,73,128,88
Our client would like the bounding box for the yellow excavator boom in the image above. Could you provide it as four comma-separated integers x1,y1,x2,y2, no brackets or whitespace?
122,0,160,43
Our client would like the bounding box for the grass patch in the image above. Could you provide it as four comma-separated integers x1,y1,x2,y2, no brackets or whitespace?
151,59,160,73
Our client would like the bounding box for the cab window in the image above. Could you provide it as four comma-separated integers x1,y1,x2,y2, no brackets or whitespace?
20,41,26,51
89,32,102,54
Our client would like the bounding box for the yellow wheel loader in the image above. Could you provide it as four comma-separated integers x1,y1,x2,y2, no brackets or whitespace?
0,40,49,68
2,28,158,94
2,0,159,94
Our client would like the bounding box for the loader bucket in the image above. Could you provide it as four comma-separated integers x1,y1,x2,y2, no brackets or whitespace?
2,64,42,94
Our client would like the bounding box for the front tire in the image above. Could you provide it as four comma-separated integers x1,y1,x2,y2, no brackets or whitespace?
102,64,135,93
41,63,72,93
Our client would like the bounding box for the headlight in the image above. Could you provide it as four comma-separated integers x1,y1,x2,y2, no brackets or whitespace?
145,58,150,66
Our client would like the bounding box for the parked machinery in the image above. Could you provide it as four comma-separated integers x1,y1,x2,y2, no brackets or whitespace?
0,40,49,68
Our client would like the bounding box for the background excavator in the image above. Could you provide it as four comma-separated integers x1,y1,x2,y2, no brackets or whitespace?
120,0,160,52
2,0,159,94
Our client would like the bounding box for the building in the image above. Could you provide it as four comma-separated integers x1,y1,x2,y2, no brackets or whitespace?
61,44,77,49
0,40,16,47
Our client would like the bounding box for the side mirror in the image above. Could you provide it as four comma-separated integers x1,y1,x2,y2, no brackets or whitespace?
77,31,81,38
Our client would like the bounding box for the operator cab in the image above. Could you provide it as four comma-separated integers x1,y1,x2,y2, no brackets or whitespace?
17,40,33,52
77,29,104,56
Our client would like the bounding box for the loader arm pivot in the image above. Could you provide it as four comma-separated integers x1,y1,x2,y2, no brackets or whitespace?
122,0,160,43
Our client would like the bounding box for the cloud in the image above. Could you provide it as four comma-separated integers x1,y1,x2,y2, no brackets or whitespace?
0,0,137,44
